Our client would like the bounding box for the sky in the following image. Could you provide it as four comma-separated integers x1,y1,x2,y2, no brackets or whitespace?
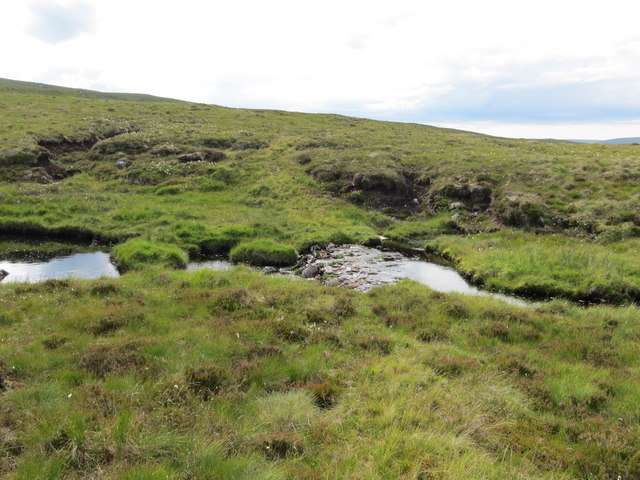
2,0,640,139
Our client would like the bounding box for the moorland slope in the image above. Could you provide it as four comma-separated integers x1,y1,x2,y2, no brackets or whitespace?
0,79,638,479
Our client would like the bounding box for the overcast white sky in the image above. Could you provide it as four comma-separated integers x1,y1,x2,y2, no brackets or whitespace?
2,0,640,139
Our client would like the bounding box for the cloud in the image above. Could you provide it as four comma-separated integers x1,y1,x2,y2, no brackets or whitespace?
347,35,367,50
353,55,640,125
2,0,639,139
28,1,95,44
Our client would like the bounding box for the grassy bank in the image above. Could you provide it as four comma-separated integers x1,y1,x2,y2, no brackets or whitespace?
427,230,640,304
0,267,638,479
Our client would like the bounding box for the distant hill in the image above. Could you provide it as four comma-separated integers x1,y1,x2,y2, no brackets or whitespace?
565,137,640,145
0,77,184,103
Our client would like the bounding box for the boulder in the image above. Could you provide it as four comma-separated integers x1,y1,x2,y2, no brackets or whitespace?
325,278,341,287
302,264,321,278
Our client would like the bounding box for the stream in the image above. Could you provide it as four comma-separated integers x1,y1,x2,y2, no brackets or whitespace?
0,244,529,306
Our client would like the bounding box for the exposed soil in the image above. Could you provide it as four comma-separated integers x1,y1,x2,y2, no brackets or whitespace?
36,126,139,156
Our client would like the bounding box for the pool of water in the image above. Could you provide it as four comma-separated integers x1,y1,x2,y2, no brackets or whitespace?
394,258,528,305
0,252,119,283
0,245,530,306
187,260,234,272
304,245,529,305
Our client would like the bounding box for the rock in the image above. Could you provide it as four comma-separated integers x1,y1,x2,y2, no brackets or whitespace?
451,213,461,220
263,266,278,274
449,202,465,210
352,172,365,188
115,159,130,169
325,278,341,287
302,264,321,278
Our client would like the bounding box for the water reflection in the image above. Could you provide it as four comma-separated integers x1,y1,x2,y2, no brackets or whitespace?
0,246,529,306
0,252,119,283
187,260,234,272
398,259,528,306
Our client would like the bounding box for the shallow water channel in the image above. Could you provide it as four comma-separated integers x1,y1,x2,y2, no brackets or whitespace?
0,244,529,306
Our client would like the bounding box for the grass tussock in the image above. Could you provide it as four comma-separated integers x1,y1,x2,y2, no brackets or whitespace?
112,239,188,271
230,240,298,267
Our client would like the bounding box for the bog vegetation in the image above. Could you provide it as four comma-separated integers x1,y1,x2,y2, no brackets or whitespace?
0,78,638,479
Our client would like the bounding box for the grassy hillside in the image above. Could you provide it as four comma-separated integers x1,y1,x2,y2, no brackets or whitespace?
1,78,639,301
0,79,639,478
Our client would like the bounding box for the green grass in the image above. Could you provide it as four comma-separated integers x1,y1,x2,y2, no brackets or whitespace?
1,78,640,299
230,240,298,266
1,78,640,478
0,268,638,479
111,239,188,271
427,230,640,304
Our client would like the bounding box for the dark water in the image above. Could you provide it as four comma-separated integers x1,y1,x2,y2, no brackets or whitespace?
0,252,119,283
